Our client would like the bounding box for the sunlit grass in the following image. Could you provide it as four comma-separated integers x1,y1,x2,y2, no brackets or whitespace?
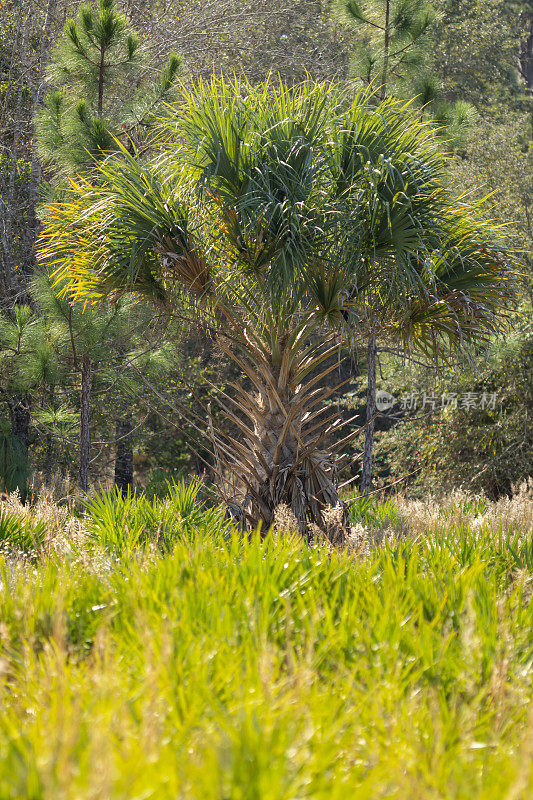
0,484,531,799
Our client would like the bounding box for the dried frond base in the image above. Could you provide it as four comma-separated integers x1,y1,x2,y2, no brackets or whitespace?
207,312,356,539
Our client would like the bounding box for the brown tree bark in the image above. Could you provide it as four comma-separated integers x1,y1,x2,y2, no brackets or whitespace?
360,335,377,496
78,355,92,493
114,412,134,494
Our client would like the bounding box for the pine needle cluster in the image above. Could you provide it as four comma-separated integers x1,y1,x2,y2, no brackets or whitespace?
35,0,182,175
334,0,477,145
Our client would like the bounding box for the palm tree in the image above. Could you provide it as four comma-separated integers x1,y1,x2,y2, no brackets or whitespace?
38,78,516,534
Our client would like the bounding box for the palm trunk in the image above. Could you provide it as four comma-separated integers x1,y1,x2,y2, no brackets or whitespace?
213,320,351,540
78,355,92,493
114,411,133,494
360,335,377,495
251,378,347,539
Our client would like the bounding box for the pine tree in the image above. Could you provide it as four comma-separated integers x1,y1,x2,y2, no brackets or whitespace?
34,0,181,491
30,272,154,493
36,0,181,175
335,0,435,97
30,274,109,493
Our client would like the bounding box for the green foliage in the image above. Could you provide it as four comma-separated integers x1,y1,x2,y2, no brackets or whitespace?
0,503,532,797
0,422,30,497
442,493,490,520
0,304,56,393
64,571,113,655
33,406,79,441
31,272,136,365
346,488,402,528
1,0,529,503
508,533,533,572
36,77,519,513
448,114,532,269
334,0,478,146
84,479,226,553
429,0,529,109
0,505,46,550
0,270,177,492
24,270,173,489
35,0,182,175
41,79,517,357
0,306,52,496
376,327,533,496
335,0,436,92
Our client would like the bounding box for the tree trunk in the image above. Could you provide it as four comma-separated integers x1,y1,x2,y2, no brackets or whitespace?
44,385,55,480
360,335,377,495
214,322,350,541
78,355,92,492
98,45,105,116
246,376,348,539
382,0,390,99
7,394,31,503
114,411,134,494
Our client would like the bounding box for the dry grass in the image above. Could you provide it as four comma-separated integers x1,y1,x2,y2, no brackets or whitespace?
2,477,531,561
346,479,533,550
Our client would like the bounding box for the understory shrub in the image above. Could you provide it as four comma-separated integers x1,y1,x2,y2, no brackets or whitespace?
84,478,227,553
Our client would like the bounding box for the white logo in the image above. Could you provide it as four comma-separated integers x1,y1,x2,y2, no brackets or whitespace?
375,389,395,412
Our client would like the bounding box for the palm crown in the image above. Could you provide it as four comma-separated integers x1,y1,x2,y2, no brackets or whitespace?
38,78,516,533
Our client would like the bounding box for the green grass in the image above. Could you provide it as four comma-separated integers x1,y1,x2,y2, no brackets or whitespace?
347,489,403,530
0,490,532,799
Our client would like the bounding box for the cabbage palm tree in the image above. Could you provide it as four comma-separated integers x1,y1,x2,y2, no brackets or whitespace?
38,78,515,534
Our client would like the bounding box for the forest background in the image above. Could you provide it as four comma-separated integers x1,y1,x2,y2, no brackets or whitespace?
0,0,531,502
